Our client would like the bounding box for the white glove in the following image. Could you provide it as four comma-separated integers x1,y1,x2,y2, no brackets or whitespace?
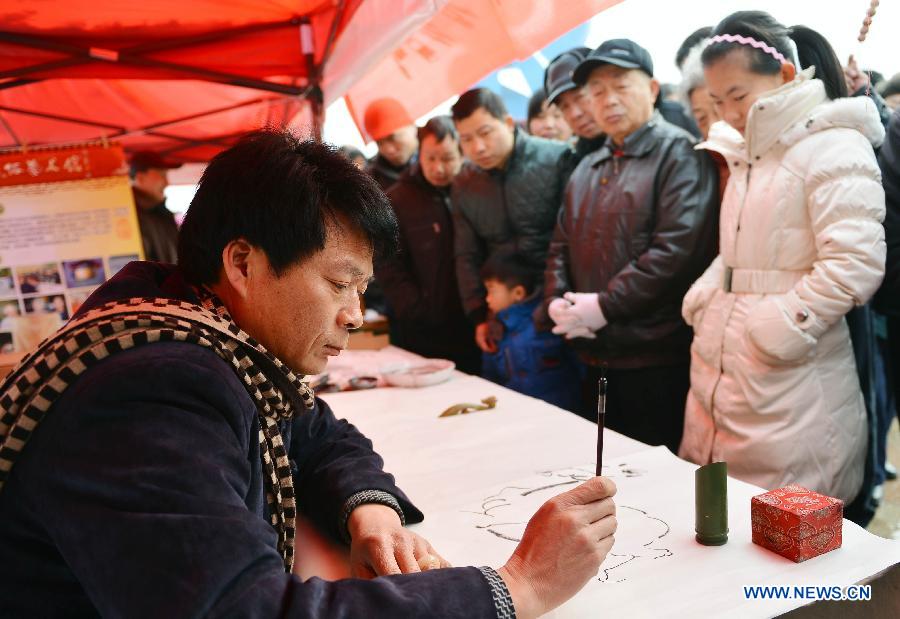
549,297,581,337
563,325,596,340
548,294,606,339
548,297,576,326
563,292,607,331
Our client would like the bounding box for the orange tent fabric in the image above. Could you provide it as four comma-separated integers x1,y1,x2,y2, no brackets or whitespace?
1,1,622,158
0,79,316,163
0,0,363,160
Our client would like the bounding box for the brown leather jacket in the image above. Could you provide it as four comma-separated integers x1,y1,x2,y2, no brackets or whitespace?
544,113,719,368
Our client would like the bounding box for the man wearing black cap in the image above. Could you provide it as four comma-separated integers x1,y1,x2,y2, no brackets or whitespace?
544,39,718,451
543,47,605,163
129,150,182,263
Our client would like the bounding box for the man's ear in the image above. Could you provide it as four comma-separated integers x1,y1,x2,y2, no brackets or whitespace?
649,78,661,102
504,114,516,132
511,284,528,302
220,238,255,299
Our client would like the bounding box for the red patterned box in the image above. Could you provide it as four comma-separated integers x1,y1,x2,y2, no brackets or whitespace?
750,484,843,562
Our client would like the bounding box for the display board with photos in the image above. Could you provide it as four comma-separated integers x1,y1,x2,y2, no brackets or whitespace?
0,143,143,354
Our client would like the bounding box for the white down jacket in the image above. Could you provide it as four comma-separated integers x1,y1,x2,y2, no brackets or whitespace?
679,70,886,503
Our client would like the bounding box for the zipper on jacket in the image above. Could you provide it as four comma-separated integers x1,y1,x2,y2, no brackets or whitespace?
707,162,751,461
612,148,624,175
735,163,752,235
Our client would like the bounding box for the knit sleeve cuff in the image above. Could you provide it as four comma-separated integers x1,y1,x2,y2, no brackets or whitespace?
339,489,406,544
477,566,517,619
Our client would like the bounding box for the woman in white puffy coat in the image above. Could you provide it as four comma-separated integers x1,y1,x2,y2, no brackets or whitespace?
679,11,886,503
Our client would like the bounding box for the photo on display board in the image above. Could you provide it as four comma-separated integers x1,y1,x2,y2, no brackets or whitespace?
22,295,69,321
107,254,140,278
0,298,22,331
62,258,106,289
0,267,14,296
15,263,64,295
22,296,44,313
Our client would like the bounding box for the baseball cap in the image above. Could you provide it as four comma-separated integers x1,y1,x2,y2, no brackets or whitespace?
363,98,415,142
572,39,654,86
544,47,591,105
129,150,182,175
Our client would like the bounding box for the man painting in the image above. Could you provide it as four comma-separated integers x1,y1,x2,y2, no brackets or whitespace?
0,131,616,618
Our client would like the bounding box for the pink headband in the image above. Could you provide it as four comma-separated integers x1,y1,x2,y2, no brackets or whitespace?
707,34,788,65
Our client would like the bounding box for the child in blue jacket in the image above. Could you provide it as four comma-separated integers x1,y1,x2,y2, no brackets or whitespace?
480,250,581,411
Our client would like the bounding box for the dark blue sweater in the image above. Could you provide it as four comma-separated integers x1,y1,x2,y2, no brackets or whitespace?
0,262,496,618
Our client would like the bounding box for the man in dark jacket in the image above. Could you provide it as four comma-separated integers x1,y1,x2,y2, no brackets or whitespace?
0,131,618,618
451,88,574,354
544,48,702,154
545,40,718,449
130,150,182,263
544,47,606,163
376,116,480,374
361,98,420,314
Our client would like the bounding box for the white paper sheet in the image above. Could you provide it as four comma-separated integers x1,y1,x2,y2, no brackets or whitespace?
412,446,900,618
321,349,900,617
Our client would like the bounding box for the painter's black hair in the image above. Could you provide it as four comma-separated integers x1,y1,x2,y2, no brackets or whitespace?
178,129,398,285
338,144,365,162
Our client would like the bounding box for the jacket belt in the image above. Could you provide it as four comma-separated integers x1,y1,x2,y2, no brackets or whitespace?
723,267,809,294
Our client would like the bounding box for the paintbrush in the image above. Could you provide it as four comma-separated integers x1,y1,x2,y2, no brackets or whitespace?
596,371,606,476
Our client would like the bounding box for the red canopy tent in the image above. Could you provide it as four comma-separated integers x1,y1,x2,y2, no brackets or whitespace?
0,0,366,161
0,1,621,161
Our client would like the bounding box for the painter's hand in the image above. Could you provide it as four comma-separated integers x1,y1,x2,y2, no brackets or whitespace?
498,476,617,619
475,321,498,353
348,504,451,578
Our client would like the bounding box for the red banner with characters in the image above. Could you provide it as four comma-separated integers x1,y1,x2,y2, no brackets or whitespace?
0,144,129,187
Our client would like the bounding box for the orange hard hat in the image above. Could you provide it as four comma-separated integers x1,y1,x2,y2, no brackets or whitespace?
363,98,414,141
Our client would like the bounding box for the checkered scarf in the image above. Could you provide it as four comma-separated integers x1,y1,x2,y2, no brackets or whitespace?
0,289,315,571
